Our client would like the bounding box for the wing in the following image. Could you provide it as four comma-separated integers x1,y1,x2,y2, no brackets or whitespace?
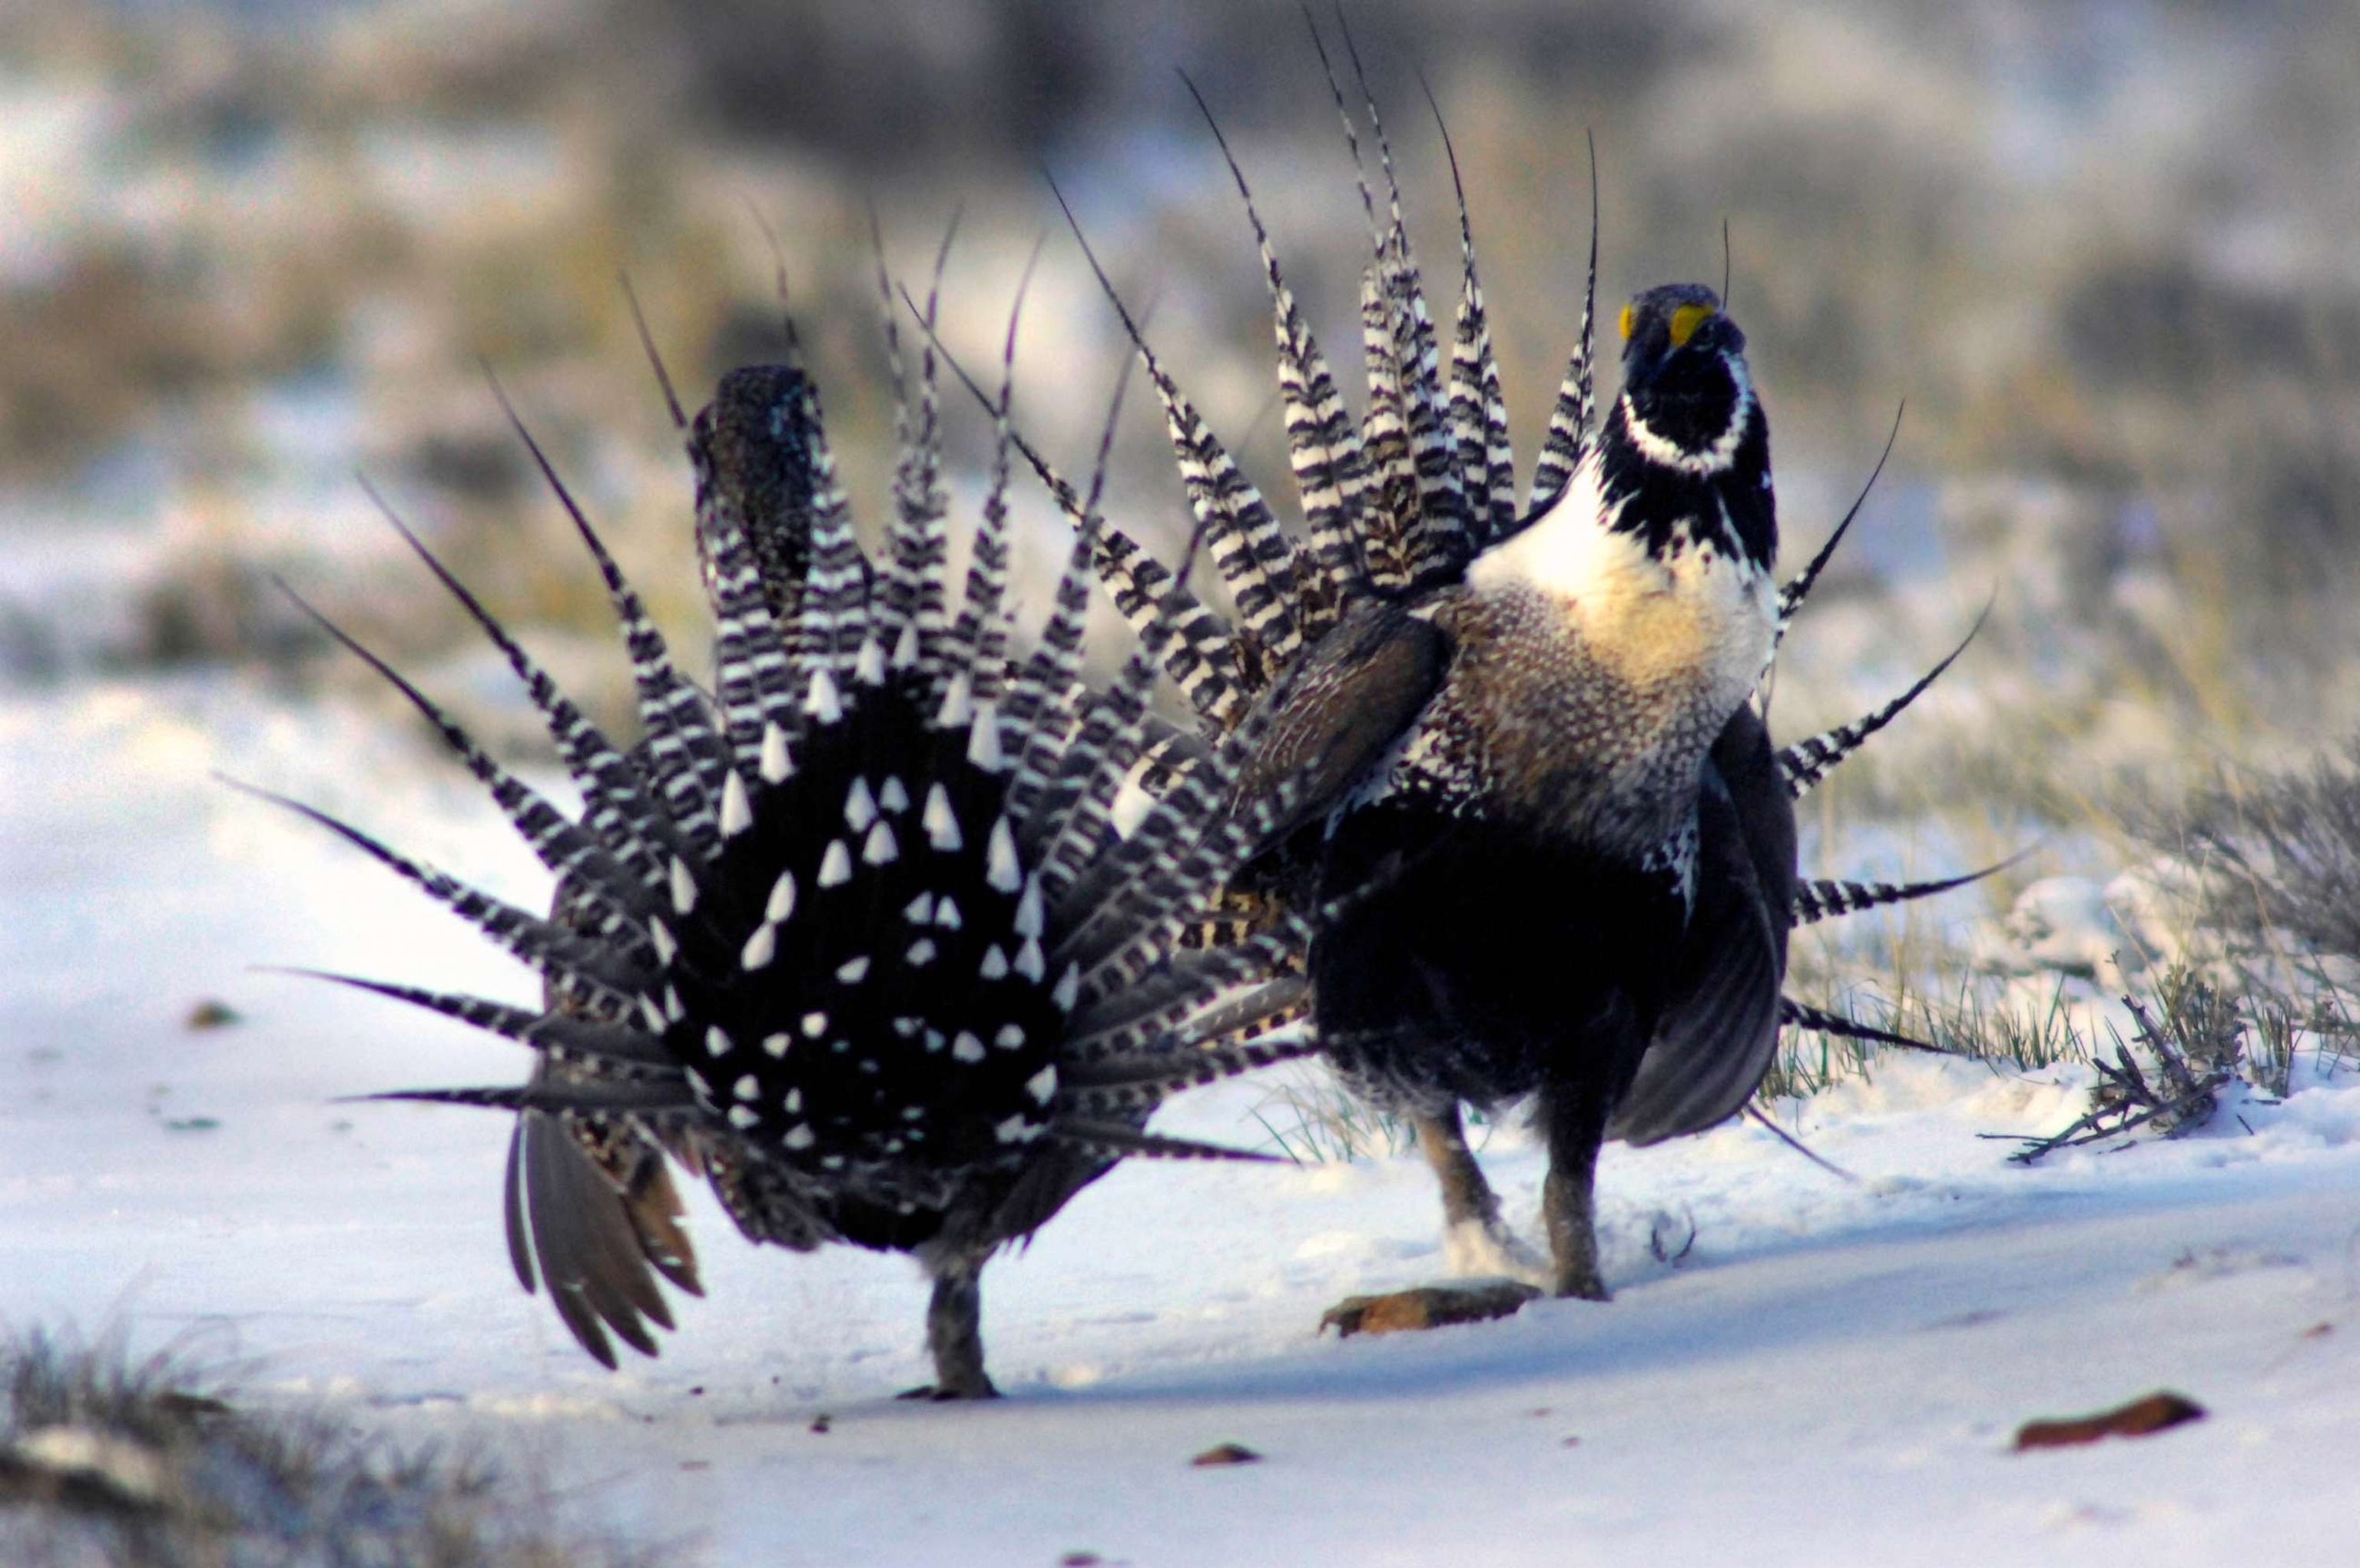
503,1093,701,1367
1709,700,1798,960
1608,704,1795,1145
1230,600,1450,857
501,872,704,1368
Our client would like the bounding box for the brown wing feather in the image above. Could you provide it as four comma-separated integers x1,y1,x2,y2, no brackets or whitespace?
499,877,707,1365
1231,601,1448,856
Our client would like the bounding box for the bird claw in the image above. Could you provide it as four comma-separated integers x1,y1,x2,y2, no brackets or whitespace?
893,1380,1000,1402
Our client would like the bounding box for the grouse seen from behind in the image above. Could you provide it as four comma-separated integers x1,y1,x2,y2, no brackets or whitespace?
259,306,1314,1398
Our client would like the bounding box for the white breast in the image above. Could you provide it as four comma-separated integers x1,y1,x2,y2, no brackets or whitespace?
1467,452,1773,714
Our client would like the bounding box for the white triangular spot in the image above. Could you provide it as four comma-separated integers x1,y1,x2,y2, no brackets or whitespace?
669,857,699,915
855,635,887,686
993,1114,1031,1144
863,821,899,865
923,784,962,852
903,893,934,924
1013,875,1044,938
705,1026,733,1058
835,955,870,984
924,1029,946,1053
741,922,776,972
648,917,677,969
844,777,877,832
720,770,754,838
784,1124,815,1150
818,840,853,887
663,986,684,1023
684,1067,711,1099
639,996,667,1033
1026,1066,1057,1103
1052,963,1081,1013
733,1074,758,1101
985,816,1021,893
800,1010,828,1037
805,667,843,724
762,1033,791,1059
1015,937,1045,983
784,1088,803,1114
966,700,1004,771
767,870,797,923
935,671,973,730
760,721,793,784
891,1016,922,1037
728,1106,761,1130
905,936,937,966
891,618,920,671
979,945,1009,981
951,1032,987,1064
995,1024,1026,1051
879,775,910,814
934,897,961,930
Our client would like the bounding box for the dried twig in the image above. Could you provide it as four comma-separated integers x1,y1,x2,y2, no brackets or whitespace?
2003,974,2242,1164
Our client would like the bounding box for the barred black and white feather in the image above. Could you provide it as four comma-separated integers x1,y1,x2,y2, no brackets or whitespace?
262,304,1315,1397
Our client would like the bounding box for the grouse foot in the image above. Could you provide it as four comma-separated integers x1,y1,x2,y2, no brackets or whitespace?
894,1379,1001,1401
1319,1279,1543,1338
1443,1216,1552,1286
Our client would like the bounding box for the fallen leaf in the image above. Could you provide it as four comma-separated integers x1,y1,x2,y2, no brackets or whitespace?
1321,1281,1541,1338
2014,1391,2206,1450
1190,1443,1261,1467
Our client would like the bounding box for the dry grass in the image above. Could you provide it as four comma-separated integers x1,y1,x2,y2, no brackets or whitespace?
0,1327,655,1568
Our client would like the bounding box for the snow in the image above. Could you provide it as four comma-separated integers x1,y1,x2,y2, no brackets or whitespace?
7,671,2360,1565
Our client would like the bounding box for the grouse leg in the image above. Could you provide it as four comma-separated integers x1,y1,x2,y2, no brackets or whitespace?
1416,1107,1546,1281
902,1249,999,1401
1318,1106,1547,1338
1538,1080,1616,1301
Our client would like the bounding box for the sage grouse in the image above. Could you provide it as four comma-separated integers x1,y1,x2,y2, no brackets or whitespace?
260,307,1312,1397
1032,68,1987,1313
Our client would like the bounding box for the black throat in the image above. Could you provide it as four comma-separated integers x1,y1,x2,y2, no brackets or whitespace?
1596,367,1775,572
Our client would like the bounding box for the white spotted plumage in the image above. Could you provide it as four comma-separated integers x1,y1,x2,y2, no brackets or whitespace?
274,264,1317,1397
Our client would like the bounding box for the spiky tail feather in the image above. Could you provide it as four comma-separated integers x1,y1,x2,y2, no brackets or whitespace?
260,278,1321,1374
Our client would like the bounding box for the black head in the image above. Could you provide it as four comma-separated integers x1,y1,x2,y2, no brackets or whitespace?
1618,283,1746,403
1597,283,1775,567
690,365,824,616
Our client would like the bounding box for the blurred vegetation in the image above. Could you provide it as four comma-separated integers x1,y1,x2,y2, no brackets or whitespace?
5,0,2359,801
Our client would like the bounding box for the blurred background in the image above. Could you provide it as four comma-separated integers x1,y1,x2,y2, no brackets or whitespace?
6,0,2359,883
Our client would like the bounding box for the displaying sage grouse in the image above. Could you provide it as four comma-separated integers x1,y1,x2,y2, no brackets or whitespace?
1030,64,1987,1315
258,305,1313,1397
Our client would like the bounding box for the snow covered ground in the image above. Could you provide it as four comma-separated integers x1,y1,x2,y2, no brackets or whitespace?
7,671,2360,1564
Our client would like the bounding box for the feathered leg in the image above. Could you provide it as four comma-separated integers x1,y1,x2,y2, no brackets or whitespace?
907,1247,997,1401
1537,1080,1616,1302
1417,1108,1543,1281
